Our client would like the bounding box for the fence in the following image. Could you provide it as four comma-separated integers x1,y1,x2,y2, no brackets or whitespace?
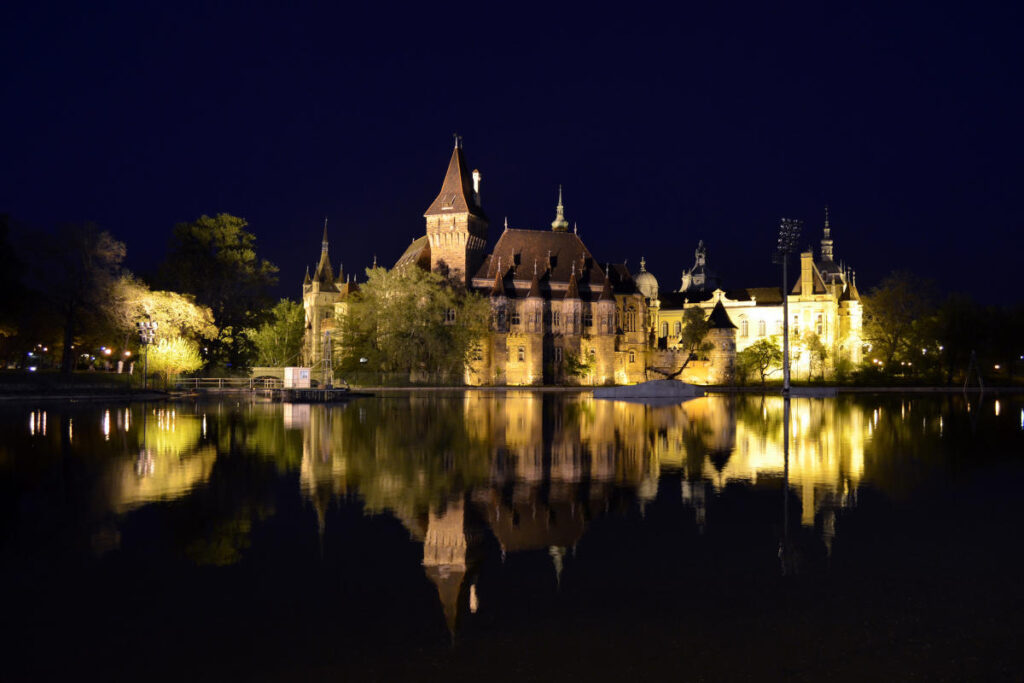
174,377,283,391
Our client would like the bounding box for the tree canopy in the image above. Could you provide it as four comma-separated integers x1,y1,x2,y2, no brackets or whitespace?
737,336,783,385
158,213,278,373
337,266,490,382
246,299,305,367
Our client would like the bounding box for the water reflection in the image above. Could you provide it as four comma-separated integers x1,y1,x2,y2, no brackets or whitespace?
5,391,1017,633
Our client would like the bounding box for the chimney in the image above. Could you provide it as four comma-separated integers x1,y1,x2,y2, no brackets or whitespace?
801,251,814,297
472,169,482,206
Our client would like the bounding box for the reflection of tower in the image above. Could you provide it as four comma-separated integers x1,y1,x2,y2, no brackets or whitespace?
423,500,468,638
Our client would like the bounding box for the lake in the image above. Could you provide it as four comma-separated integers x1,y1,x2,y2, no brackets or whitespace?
3,392,1023,681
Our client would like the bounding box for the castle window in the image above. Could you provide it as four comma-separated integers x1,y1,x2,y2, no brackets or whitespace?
517,346,525,362
471,345,483,361
793,316,800,337
554,347,563,363
816,314,823,336
510,309,521,326
552,311,561,327
674,321,682,336
444,308,456,324
323,311,331,320
496,311,506,329
584,312,593,328
629,350,636,363
741,320,749,338
589,348,596,360
661,322,668,337
758,320,766,337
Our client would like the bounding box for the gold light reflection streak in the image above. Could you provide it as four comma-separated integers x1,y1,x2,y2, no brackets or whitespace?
994,400,1000,417
29,412,35,435
68,418,73,443
103,410,111,440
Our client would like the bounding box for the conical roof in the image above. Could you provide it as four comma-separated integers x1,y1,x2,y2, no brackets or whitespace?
490,265,508,298
424,143,486,219
599,271,614,301
564,269,580,300
303,266,311,286
840,274,861,301
526,265,542,298
707,300,737,329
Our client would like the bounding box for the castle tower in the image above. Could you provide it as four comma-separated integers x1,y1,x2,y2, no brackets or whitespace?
838,272,863,364
821,206,834,262
489,264,509,384
705,300,737,384
302,221,343,367
551,185,570,232
424,138,489,285
519,263,545,386
593,272,617,384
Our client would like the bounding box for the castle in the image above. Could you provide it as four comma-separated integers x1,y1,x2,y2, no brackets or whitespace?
302,140,863,384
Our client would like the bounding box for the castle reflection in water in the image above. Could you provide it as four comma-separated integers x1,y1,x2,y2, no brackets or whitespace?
291,392,867,631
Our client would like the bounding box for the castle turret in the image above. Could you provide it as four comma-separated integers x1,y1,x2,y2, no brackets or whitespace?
424,138,489,285
705,300,737,384
551,185,570,232
302,221,344,367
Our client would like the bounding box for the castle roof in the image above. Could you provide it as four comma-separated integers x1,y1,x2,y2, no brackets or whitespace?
473,228,606,288
394,235,431,270
490,265,509,298
707,300,737,329
840,276,861,302
564,270,580,300
790,264,829,295
424,143,486,219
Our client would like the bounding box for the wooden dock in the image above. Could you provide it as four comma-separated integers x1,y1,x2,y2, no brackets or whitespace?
266,387,353,402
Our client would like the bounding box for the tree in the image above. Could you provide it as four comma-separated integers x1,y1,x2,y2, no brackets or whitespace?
736,336,783,386
107,274,217,348
34,223,126,374
803,332,829,381
862,271,934,368
147,336,204,386
246,299,305,367
337,266,490,382
564,350,595,382
158,214,278,373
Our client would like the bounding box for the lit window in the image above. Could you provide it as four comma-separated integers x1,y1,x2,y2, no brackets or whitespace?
741,320,748,338
510,310,521,325
554,347,563,362
584,312,593,327
629,350,636,363
674,322,682,335
517,346,525,361
661,322,668,337
758,320,766,337
816,314,823,336
553,311,561,327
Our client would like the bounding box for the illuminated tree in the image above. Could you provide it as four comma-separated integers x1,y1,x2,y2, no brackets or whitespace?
803,332,829,381
337,266,490,382
246,299,305,367
108,275,217,345
736,336,783,386
147,336,204,384
158,213,278,373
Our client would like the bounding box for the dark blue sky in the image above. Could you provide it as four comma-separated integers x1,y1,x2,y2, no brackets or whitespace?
3,1,1022,302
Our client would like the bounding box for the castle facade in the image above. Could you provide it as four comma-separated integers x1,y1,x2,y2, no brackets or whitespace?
301,141,862,385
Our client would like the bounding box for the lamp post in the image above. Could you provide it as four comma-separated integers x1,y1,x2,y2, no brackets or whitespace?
137,320,158,389
775,218,802,395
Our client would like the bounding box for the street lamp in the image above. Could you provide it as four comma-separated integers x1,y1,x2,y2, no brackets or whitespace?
774,218,802,395
137,320,158,389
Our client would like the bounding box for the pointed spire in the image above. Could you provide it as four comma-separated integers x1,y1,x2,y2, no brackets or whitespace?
313,222,334,284
490,261,507,298
707,300,737,329
599,268,614,301
821,205,835,261
425,139,486,218
321,218,329,252
303,265,311,286
527,261,542,298
504,216,509,231
564,265,579,300
551,185,569,231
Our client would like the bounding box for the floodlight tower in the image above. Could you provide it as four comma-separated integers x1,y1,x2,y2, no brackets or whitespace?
775,218,802,395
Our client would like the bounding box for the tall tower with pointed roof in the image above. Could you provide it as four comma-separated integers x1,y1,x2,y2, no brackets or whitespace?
424,138,489,285
551,186,570,232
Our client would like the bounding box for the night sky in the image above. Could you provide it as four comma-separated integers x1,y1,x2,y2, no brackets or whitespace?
3,2,1022,303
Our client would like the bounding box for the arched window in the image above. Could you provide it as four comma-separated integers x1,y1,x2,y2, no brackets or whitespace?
674,321,682,336
740,320,749,338
661,322,668,337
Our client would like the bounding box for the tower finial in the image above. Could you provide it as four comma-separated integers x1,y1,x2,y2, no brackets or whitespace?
551,185,569,231
452,132,462,149
321,217,329,252
824,205,830,229
640,256,647,272
372,254,377,268
504,216,509,231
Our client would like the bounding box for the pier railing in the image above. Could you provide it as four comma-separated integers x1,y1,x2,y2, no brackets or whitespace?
174,377,283,391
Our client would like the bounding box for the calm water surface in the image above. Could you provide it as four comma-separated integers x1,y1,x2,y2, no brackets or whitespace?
3,392,1023,681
